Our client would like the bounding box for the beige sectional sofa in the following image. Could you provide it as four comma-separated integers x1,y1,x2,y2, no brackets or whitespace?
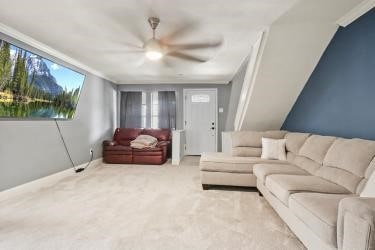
199,131,375,250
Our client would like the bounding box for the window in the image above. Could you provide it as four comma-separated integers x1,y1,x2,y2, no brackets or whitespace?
191,94,210,103
151,91,159,128
141,92,147,128
120,91,176,129
120,91,143,128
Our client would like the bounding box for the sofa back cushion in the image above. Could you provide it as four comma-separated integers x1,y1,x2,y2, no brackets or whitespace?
316,138,375,193
299,135,336,164
231,130,287,157
114,128,143,146
285,132,310,154
291,135,335,174
141,129,171,142
232,147,262,157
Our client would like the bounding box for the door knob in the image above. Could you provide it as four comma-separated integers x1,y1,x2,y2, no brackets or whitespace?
211,127,215,130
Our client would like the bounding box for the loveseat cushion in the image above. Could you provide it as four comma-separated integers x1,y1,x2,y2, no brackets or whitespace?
113,128,143,146
289,193,355,247
253,164,309,185
103,145,132,153
141,129,171,141
316,138,375,193
132,147,163,156
200,152,287,174
265,175,350,205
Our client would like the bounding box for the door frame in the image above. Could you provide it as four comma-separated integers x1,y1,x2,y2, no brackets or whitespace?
183,88,218,153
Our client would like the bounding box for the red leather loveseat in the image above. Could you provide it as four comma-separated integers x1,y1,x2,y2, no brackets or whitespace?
103,128,171,164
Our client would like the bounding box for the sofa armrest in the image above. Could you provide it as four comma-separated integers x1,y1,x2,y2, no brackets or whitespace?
337,197,375,250
103,140,117,146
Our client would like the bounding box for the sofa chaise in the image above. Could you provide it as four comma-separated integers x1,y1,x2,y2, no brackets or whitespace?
200,130,375,250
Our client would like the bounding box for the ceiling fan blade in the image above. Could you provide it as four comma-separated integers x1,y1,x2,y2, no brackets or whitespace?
167,51,208,63
160,21,198,43
118,42,144,50
165,40,223,51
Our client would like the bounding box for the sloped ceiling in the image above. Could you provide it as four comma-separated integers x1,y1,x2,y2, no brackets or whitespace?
0,0,297,84
238,0,365,131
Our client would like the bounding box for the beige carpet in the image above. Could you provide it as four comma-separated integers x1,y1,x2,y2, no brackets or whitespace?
0,157,305,250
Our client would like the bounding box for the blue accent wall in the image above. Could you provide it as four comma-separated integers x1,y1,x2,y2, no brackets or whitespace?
282,9,375,140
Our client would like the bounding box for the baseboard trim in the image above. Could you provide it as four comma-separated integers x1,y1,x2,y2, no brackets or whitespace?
0,158,103,201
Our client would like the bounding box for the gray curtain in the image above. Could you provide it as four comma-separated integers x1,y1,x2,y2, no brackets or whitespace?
120,91,142,128
158,91,176,129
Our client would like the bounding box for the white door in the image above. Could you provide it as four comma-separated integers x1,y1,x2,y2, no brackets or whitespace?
184,89,217,155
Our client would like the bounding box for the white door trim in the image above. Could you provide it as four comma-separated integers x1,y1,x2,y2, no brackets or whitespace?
183,88,218,153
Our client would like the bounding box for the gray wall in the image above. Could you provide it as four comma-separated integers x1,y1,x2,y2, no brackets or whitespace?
282,9,375,140
117,83,232,151
0,33,117,191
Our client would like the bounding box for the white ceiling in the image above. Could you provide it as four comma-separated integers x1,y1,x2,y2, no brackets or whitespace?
0,0,297,84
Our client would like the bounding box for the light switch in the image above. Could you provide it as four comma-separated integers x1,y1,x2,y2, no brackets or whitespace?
219,108,224,113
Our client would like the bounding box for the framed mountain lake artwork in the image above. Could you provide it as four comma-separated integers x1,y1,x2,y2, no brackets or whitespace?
0,39,85,119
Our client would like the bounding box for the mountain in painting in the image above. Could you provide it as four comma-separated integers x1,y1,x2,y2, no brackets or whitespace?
26,55,63,96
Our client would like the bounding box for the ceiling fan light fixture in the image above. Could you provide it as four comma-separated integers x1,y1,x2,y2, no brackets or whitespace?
145,50,163,61
145,38,163,61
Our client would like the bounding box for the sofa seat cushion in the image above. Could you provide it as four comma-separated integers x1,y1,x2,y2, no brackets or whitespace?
103,145,132,153
253,164,309,185
265,175,351,205
200,152,287,173
289,193,355,247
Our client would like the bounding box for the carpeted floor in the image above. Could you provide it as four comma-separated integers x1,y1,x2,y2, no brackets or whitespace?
0,157,305,250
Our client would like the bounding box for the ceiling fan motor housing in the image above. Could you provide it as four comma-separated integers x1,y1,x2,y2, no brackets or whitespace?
148,17,160,30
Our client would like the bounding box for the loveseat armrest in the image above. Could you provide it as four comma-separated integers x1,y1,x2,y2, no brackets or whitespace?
156,141,170,147
156,141,170,161
337,197,375,250
103,140,118,146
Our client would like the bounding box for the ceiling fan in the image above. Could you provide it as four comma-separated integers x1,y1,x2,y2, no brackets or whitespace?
127,17,223,63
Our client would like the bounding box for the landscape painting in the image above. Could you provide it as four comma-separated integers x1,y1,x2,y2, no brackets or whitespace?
0,39,85,119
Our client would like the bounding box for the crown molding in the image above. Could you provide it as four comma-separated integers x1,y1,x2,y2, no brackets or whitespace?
117,79,230,85
336,0,375,27
0,22,116,83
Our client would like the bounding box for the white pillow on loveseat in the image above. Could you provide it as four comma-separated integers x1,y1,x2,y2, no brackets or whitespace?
261,138,287,161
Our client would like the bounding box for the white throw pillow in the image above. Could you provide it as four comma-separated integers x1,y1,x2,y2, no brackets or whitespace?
261,138,287,161
360,169,375,197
